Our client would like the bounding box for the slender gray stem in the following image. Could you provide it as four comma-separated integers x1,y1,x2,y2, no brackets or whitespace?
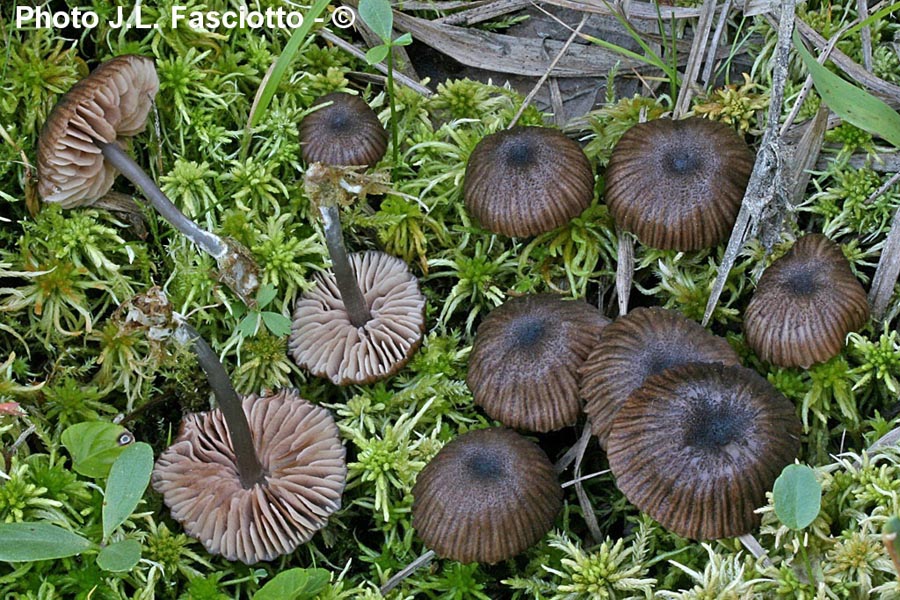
380,549,435,596
99,142,227,258
177,323,265,488
319,204,372,327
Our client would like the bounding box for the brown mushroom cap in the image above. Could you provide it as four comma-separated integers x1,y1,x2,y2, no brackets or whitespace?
605,117,754,251
579,307,741,449
288,250,426,385
38,55,159,208
411,427,562,564
299,92,388,167
607,363,800,540
744,233,870,368
464,126,594,237
467,294,610,432
151,388,346,564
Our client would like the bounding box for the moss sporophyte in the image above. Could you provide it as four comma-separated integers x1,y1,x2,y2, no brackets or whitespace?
3,1,900,596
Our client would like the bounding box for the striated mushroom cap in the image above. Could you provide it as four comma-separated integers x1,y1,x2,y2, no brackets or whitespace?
467,294,610,432
299,92,388,167
289,250,426,385
464,126,594,237
38,55,159,208
579,307,740,449
605,117,754,251
411,427,562,564
151,388,346,564
607,363,800,540
744,233,870,368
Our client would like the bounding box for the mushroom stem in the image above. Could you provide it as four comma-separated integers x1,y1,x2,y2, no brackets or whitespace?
98,141,227,258
319,204,372,327
176,322,266,489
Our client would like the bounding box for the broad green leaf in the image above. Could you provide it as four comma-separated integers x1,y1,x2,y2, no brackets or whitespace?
395,32,413,46
252,568,330,600
261,312,292,337
773,464,822,530
238,313,260,338
0,522,92,562
61,422,132,479
358,0,393,43
97,539,141,572
103,442,154,539
256,284,278,309
365,45,390,66
793,30,900,148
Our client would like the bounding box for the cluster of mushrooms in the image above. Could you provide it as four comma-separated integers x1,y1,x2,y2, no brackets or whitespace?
35,55,873,575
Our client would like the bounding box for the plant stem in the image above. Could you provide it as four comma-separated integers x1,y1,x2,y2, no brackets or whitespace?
387,48,399,176
798,541,816,585
99,142,227,258
176,322,266,489
319,204,372,327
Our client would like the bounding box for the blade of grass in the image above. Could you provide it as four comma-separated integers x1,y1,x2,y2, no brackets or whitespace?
241,0,333,160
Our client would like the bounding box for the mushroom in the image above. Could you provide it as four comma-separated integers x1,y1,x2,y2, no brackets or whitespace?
299,92,388,167
37,55,258,304
290,100,425,386
606,362,800,540
744,233,870,368
152,323,346,564
604,117,754,251
579,307,740,449
466,294,610,432
411,427,562,564
289,250,426,385
464,126,594,237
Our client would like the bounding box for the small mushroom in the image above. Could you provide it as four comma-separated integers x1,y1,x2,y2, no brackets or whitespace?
299,92,388,167
579,307,740,449
464,126,594,237
411,427,562,564
37,55,258,304
606,363,800,540
605,117,754,251
152,324,346,564
467,294,610,432
744,233,870,368
289,250,426,385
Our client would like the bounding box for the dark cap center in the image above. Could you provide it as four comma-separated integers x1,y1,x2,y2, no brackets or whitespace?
510,315,547,348
466,448,506,481
504,139,537,168
326,107,352,132
664,151,701,175
782,266,819,297
684,397,752,451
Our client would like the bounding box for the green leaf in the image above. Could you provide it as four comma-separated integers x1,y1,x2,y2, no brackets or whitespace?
793,30,900,148
96,539,141,572
261,312,293,337
773,464,822,530
238,313,261,338
61,422,132,479
0,522,93,562
256,284,278,309
395,32,413,46
242,0,332,154
252,568,330,600
103,442,154,540
358,0,394,43
365,45,390,66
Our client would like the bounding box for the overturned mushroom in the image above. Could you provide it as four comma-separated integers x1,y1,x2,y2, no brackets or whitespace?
152,323,346,564
37,55,258,304
744,233,870,368
605,117,754,251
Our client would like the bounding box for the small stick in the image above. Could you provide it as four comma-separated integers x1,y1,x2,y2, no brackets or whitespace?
380,549,436,595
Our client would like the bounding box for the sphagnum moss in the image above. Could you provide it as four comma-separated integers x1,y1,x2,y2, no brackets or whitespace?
3,0,900,596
